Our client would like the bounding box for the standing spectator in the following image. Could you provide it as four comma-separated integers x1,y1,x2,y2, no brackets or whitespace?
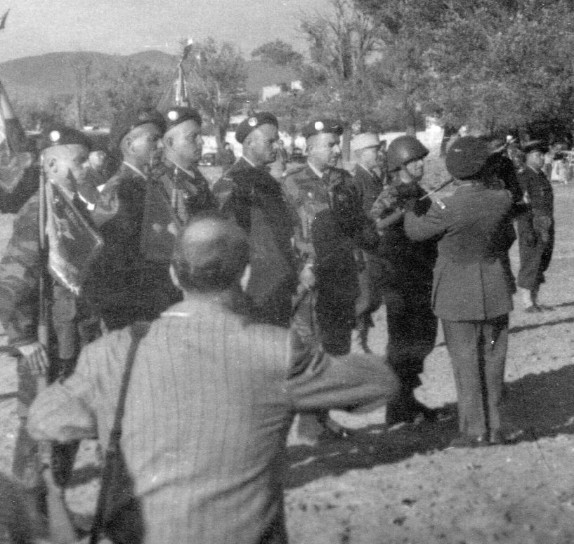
351,131,387,353
371,135,439,426
405,136,515,447
516,140,555,311
212,112,298,328
28,215,399,544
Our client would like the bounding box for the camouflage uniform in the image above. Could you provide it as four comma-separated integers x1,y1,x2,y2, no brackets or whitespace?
283,163,378,355
0,191,103,484
371,180,438,420
84,163,182,330
213,157,297,327
153,159,217,225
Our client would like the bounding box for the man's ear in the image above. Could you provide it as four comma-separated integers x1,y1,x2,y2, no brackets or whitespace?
169,264,182,291
240,264,251,292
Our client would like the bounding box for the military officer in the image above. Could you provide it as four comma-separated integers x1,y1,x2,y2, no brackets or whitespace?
516,140,554,311
404,136,515,446
283,118,379,441
0,125,111,486
351,131,387,353
155,106,217,224
84,108,181,330
212,112,297,328
372,135,439,426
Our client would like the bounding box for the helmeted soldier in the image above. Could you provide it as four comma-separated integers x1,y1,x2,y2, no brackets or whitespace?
0,125,113,486
372,134,439,426
212,112,297,328
283,118,379,442
154,106,216,225
84,107,182,330
515,140,554,311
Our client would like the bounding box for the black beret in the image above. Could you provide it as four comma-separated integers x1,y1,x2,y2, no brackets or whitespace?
301,118,344,139
109,108,166,151
445,136,490,180
522,140,548,154
164,107,203,133
38,125,91,152
235,112,278,144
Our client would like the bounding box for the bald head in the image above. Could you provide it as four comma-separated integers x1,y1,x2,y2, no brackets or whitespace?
171,214,249,293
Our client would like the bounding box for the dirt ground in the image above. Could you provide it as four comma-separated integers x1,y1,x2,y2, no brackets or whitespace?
1,164,574,543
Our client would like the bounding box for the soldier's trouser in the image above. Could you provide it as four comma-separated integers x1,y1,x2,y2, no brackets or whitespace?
517,222,554,291
442,315,508,437
384,286,437,391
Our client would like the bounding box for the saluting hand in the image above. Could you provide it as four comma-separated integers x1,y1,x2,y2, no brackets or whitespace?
17,341,49,375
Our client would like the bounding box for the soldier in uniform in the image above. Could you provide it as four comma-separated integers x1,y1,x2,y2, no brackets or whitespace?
0,126,112,486
371,135,439,426
212,112,297,328
85,108,181,330
351,131,387,353
155,106,217,224
404,136,515,446
283,119,379,441
515,140,555,311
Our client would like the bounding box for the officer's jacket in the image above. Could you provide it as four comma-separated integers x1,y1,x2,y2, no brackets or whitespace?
213,157,297,327
154,159,216,225
0,191,103,357
404,184,514,321
282,164,376,325
517,166,554,218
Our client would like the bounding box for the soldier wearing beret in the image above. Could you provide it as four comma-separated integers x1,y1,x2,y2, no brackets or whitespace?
155,106,216,224
515,140,554,311
370,135,440,426
0,125,113,486
404,136,515,446
212,112,298,327
283,119,379,441
85,108,182,330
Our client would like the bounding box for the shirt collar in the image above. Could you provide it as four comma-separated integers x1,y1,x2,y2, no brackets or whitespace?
307,161,324,179
122,161,147,179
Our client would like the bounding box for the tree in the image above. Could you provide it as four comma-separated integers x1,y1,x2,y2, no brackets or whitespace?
251,40,303,66
183,38,248,153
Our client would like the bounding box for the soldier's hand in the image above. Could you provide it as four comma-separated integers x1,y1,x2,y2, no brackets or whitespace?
17,341,49,375
299,263,315,290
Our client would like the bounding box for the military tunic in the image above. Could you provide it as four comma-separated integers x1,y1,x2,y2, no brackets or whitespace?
0,190,104,482
371,180,438,395
154,159,217,225
516,166,554,291
213,157,297,328
84,163,181,330
283,163,377,355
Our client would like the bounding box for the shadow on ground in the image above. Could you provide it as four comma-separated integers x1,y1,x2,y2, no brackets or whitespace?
286,362,574,489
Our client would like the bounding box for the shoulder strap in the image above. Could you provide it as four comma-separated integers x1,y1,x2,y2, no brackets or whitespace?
89,321,150,544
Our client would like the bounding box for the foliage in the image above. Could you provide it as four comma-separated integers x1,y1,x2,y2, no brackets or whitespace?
251,40,303,66
183,38,248,150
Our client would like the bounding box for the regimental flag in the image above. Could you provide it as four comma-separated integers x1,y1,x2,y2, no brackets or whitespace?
0,79,34,193
0,10,9,31
45,179,104,295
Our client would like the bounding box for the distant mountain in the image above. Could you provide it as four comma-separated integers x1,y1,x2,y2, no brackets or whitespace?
0,50,178,103
0,50,298,104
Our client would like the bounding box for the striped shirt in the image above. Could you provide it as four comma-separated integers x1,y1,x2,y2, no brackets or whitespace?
28,295,396,544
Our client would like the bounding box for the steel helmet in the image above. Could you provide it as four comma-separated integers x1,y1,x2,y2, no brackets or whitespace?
387,135,429,172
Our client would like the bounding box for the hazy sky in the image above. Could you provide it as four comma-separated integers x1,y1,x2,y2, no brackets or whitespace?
0,0,331,63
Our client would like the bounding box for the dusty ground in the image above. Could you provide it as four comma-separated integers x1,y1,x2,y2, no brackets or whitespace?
0,161,574,543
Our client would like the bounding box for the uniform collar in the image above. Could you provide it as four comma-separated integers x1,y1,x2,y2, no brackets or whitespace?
307,161,324,179
122,161,147,179
166,158,196,180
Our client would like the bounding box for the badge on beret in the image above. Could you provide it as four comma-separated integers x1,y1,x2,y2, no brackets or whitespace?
168,110,179,121
49,130,61,143
315,121,324,131
138,112,149,122
248,117,258,127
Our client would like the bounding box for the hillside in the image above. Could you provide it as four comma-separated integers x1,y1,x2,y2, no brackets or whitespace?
0,50,298,104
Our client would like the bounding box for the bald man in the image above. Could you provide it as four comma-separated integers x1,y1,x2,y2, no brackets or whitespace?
29,214,398,544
